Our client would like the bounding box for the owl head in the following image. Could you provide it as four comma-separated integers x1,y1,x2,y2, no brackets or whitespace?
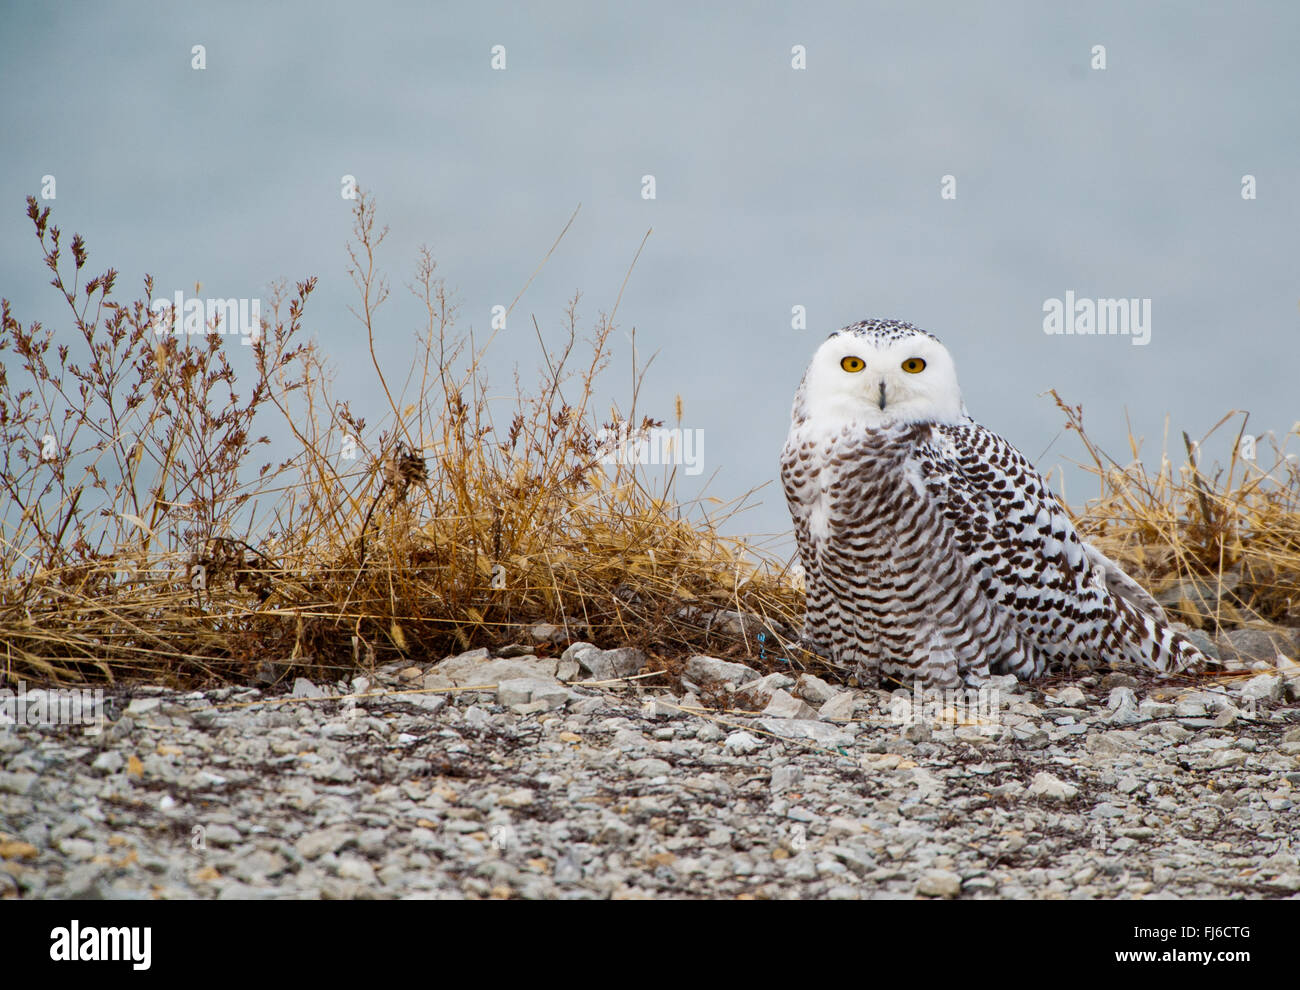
795,319,967,429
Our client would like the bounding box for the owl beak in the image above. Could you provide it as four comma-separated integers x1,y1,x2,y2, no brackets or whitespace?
877,381,887,410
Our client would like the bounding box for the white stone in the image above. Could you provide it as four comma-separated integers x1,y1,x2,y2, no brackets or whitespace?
1027,772,1078,802
795,673,837,705
762,689,817,720
723,731,763,755
916,869,962,898
818,691,856,722
1052,686,1087,707
1237,674,1282,702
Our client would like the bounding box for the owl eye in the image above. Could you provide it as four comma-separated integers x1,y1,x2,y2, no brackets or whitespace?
840,356,865,373
901,358,927,374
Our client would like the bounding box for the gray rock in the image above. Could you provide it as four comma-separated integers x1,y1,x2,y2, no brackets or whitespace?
337,854,378,885
756,718,855,749
554,853,582,883
696,723,724,743
59,863,110,898
630,758,672,777
496,677,572,709
442,647,490,665
916,869,963,898
527,623,565,644
49,818,89,844
573,646,647,681
1209,748,1246,768
1051,686,1087,708
703,609,765,638
560,642,597,663
202,823,242,846
1106,687,1143,725
770,765,804,795
683,655,760,691
983,674,1020,695
1217,627,1296,664
464,706,493,728
292,678,326,699
306,761,355,783
91,751,125,774
1138,699,1175,719
1267,874,1300,892
735,673,797,707
17,629,1300,903
57,838,96,860
611,728,648,752
905,721,932,743
1213,704,1241,727
1157,573,1240,614
1237,674,1282,702
795,674,837,705
723,731,763,755
232,845,289,882
498,788,535,808
404,692,448,713
783,853,818,882
556,658,581,682
1027,772,1078,802
1100,672,1140,692
762,690,818,720
596,819,634,846
828,845,874,877
295,827,353,859
818,692,856,722
641,696,680,718
0,772,37,795
429,651,558,688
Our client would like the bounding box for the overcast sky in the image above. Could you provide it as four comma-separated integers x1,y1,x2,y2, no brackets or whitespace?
3,1,1297,560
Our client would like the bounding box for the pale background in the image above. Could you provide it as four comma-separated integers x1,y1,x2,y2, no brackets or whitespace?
2,1,1297,560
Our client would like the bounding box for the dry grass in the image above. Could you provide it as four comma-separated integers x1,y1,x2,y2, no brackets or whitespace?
3,192,1296,693
1050,392,1300,634
0,193,804,690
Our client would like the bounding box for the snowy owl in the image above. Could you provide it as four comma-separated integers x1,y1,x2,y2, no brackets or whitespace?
779,318,1208,688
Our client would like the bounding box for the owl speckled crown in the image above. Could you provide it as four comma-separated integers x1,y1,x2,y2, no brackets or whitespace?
832,318,941,345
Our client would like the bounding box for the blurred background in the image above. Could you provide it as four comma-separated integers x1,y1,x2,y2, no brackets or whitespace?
3,0,1297,560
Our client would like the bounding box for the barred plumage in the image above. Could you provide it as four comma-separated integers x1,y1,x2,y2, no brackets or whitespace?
780,318,1208,688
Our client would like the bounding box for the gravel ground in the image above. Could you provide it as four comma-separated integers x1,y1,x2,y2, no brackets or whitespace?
3,643,1299,900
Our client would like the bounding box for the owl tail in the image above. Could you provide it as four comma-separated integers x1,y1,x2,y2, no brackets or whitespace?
1111,596,1213,674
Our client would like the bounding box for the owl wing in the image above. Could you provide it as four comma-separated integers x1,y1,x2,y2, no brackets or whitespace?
779,433,845,660
913,420,1198,673
1080,540,1168,621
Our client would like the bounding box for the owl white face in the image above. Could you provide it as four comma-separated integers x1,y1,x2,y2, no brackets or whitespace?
800,328,966,429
